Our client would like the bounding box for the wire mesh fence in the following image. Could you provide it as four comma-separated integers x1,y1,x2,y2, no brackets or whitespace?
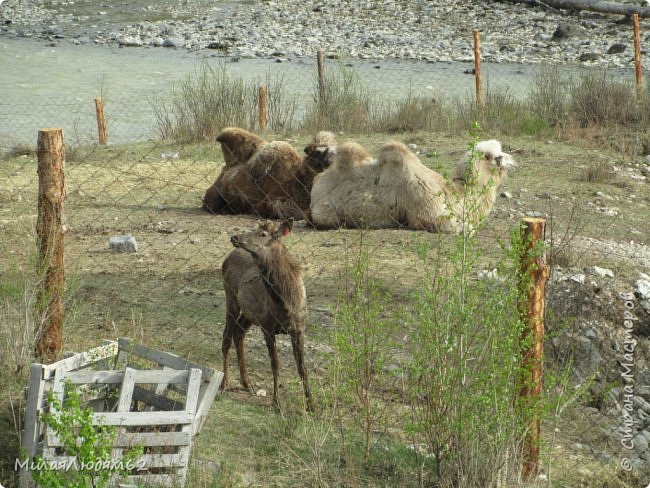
1,24,650,488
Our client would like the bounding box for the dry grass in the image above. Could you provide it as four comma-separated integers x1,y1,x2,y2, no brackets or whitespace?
0,132,648,487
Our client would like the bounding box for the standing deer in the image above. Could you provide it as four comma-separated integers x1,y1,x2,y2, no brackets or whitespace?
221,219,313,411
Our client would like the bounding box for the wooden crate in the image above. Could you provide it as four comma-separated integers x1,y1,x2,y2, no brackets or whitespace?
20,338,223,488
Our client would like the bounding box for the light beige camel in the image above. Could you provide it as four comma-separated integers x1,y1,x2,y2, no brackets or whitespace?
309,139,517,233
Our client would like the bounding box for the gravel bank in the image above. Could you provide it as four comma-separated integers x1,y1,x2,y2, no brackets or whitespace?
1,0,648,68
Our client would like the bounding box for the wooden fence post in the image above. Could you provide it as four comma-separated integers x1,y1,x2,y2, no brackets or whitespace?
35,128,66,361
518,217,548,481
633,14,644,99
94,97,108,145
317,49,325,104
258,84,268,131
473,30,483,112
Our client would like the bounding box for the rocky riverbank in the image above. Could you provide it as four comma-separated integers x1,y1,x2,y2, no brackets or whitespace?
1,0,648,68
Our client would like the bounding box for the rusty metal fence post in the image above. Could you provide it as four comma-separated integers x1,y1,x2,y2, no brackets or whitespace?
518,217,548,480
35,128,66,361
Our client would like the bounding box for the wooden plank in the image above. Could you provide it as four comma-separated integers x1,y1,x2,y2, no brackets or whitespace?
21,364,45,458
44,367,66,454
194,371,223,435
19,364,46,488
47,429,192,448
91,411,194,426
41,341,118,378
114,431,191,447
44,453,187,468
116,367,137,413
123,474,177,487
63,369,191,385
118,338,214,379
184,368,201,415
132,385,181,412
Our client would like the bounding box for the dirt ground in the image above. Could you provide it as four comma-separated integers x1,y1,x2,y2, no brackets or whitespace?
1,130,649,486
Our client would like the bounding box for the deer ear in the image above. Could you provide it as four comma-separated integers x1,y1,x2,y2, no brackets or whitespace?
278,218,294,237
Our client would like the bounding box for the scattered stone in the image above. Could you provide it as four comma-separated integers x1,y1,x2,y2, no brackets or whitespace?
500,191,512,199
526,210,545,218
109,235,138,253
161,151,179,160
552,24,574,41
635,279,650,299
570,274,586,284
607,43,626,54
579,52,601,62
255,389,267,397
585,266,614,278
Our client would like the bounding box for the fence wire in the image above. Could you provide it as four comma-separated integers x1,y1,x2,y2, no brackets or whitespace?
1,31,650,488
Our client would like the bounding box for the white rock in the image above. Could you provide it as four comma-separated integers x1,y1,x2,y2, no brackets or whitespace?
570,274,586,285
635,279,650,299
585,266,614,278
109,235,138,253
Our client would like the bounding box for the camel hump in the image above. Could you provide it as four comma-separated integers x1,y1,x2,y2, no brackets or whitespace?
216,127,266,167
377,141,417,167
332,141,371,170
247,141,302,180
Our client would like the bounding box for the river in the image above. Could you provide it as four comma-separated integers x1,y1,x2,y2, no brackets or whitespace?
0,36,636,149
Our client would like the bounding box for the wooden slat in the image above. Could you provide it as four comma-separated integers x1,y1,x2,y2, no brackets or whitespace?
41,342,118,378
184,369,201,414
123,474,178,487
194,371,223,435
132,385,181,412
44,453,187,468
116,367,136,413
21,364,45,458
63,369,191,385
118,338,214,379
92,411,194,426
47,430,191,448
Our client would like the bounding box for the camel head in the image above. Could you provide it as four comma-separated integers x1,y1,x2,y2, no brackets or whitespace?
455,139,517,184
304,131,338,172
475,139,517,174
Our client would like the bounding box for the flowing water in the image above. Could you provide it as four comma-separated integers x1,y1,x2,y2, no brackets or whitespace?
0,35,636,149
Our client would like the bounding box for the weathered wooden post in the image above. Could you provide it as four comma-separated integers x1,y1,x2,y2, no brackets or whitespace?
633,14,644,99
35,128,66,361
317,49,325,105
518,217,548,480
473,30,483,112
258,84,269,131
94,97,108,145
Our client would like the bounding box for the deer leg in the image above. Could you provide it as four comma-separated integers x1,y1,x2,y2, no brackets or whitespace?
290,330,314,412
233,317,253,392
263,331,281,410
221,318,235,391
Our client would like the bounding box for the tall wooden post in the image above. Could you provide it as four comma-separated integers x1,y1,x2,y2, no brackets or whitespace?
94,97,108,145
518,217,548,480
633,14,644,99
473,30,483,112
258,84,269,131
317,49,325,105
35,128,66,361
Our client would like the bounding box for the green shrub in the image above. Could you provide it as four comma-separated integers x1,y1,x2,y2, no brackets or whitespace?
30,383,143,488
